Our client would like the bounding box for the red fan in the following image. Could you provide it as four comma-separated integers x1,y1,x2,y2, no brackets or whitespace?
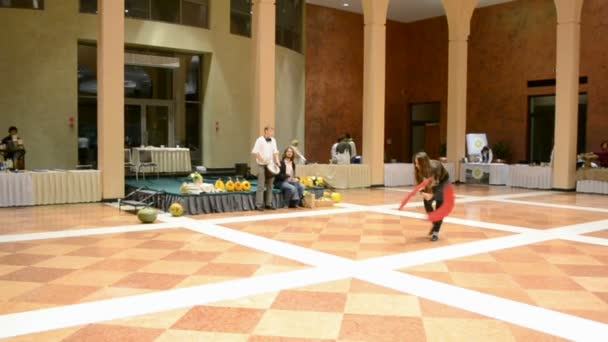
398,179,456,222
428,184,455,222
398,178,431,210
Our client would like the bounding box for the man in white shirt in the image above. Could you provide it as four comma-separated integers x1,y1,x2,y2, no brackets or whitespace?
251,126,280,211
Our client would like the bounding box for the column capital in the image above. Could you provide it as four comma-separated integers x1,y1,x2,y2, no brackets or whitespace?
363,0,389,26
554,0,584,25
442,0,478,41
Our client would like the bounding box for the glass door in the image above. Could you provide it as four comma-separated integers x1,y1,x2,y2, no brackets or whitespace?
125,102,174,147
125,104,142,148
145,105,170,147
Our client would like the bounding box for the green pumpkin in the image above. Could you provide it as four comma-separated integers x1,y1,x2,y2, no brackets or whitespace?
137,208,158,223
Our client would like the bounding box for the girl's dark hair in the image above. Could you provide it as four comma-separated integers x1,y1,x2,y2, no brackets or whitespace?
413,151,431,184
282,146,295,162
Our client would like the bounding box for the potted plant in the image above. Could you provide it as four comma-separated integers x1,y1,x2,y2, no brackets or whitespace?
189,172,203,185
492,141,511,164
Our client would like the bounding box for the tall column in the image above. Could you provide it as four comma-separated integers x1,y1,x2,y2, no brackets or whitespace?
442,0,478,173
252,0,276,138
174,56,188,146
362,0,389,186
97,0,124,199
553,0,584,190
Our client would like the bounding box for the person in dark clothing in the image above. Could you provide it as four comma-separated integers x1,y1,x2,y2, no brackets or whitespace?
275,146,305,208
1,126,25,169
414,151,450,241
480,146,492,163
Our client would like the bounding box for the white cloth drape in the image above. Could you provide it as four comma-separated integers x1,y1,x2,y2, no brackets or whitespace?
507,165,552,189
577,180,608,194
0,173,35,207
296,164,371,189
131,147,192,173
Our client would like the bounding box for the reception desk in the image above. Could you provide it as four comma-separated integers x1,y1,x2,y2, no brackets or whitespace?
297,164,371,189
0,170,101,207
131,147,192,173
460,163,510,185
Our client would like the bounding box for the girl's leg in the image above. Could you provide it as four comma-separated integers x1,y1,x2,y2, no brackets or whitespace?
430,180,448,240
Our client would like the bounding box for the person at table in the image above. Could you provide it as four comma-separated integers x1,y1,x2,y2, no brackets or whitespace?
480,146,493,163
275,146,305,208
596,141,608,167
414,151,450,242
290,139,307,165
1,126,25,169
344,133,357,160
335,137,353,164
331,137,342,163
252,126,280,211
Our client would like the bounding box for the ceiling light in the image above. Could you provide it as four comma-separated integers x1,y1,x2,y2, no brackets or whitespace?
343,3,349,7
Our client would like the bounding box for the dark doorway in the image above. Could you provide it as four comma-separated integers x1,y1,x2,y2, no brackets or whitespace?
528,94,587,163
410,102,441,159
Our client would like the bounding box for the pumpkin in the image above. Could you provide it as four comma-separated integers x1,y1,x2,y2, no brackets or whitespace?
137,207,158,223
169,203,184,217
242,179,251,192
225,177,235,192
215,178,225,191
234,177,243,191
330,192,342,203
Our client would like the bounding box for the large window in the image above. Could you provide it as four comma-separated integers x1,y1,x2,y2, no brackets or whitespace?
77,44,203,168
79,0,209,29
230,0,303,52
0,0,44,10
230,0,252,37
276,0,303,52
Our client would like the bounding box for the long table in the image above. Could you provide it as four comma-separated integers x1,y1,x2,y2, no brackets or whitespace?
576,168,608,194
507,165,552,189
0,170,101,207
131,147,192,173
459,163,510,185
296,164,371,189
384,163,456,187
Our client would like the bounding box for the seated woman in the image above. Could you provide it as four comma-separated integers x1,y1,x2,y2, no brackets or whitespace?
275,147,305,208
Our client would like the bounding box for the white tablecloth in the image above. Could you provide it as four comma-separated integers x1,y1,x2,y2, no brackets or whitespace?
297,164,371,189
132,147,191,173
459,163,510,185
0,172,34,207
31,170,102,205
384,163,415,187
384,163,456,187
0,170,101,207
576,180,608,194
507,165,552,189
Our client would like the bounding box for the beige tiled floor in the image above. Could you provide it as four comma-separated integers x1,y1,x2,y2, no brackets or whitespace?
1,185,607,341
